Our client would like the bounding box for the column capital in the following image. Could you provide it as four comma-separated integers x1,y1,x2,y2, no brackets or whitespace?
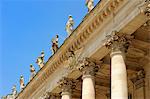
58,77,77,94
78,57,101,76
104,31,134,52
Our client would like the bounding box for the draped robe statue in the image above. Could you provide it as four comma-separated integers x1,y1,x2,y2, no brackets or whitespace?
12,85,17,98
30,64,36,80
51,35,59,54
20,75,25,91
65,15,74,35
36,51,45,68
86,0,94,12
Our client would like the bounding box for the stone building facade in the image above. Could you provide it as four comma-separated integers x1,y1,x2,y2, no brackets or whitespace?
4,0,150,99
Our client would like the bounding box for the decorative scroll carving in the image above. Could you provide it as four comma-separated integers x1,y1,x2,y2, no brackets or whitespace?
66,47,84,71
104,31,134,52
58,77,77,93
78,57,101,76
130,70,145,89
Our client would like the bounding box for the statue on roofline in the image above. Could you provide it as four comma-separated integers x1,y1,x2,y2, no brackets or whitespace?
20,75,25,91
65,15,74,36
36,51,45,68
30,64,36,81
86,0,94,12
12,85,17,98
51,35,59,54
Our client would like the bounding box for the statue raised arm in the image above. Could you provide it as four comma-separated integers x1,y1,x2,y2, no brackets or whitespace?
65,15,74,35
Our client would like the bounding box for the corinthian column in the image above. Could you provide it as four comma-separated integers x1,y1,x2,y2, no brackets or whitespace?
58,78,75,99
79,58,98,99
105,32,132,99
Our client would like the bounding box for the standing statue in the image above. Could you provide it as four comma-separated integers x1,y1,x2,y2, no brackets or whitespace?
65,15,74,35
51,35,59,54
36,51,45,68
12,85,17,98
30,64,36,81
20,75,25,91
86,0,94,12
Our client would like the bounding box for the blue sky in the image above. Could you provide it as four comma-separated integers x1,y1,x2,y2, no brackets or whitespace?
0,0,99,97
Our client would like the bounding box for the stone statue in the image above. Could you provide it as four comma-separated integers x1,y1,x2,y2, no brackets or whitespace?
30,64,36,80
51,35,59,54
36,51,45,68
86,0,94,12
20,75,25,91
65,15,74,35
12,85,17,98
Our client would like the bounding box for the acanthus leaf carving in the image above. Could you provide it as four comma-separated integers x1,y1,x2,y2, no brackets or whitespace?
104,31,134,52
